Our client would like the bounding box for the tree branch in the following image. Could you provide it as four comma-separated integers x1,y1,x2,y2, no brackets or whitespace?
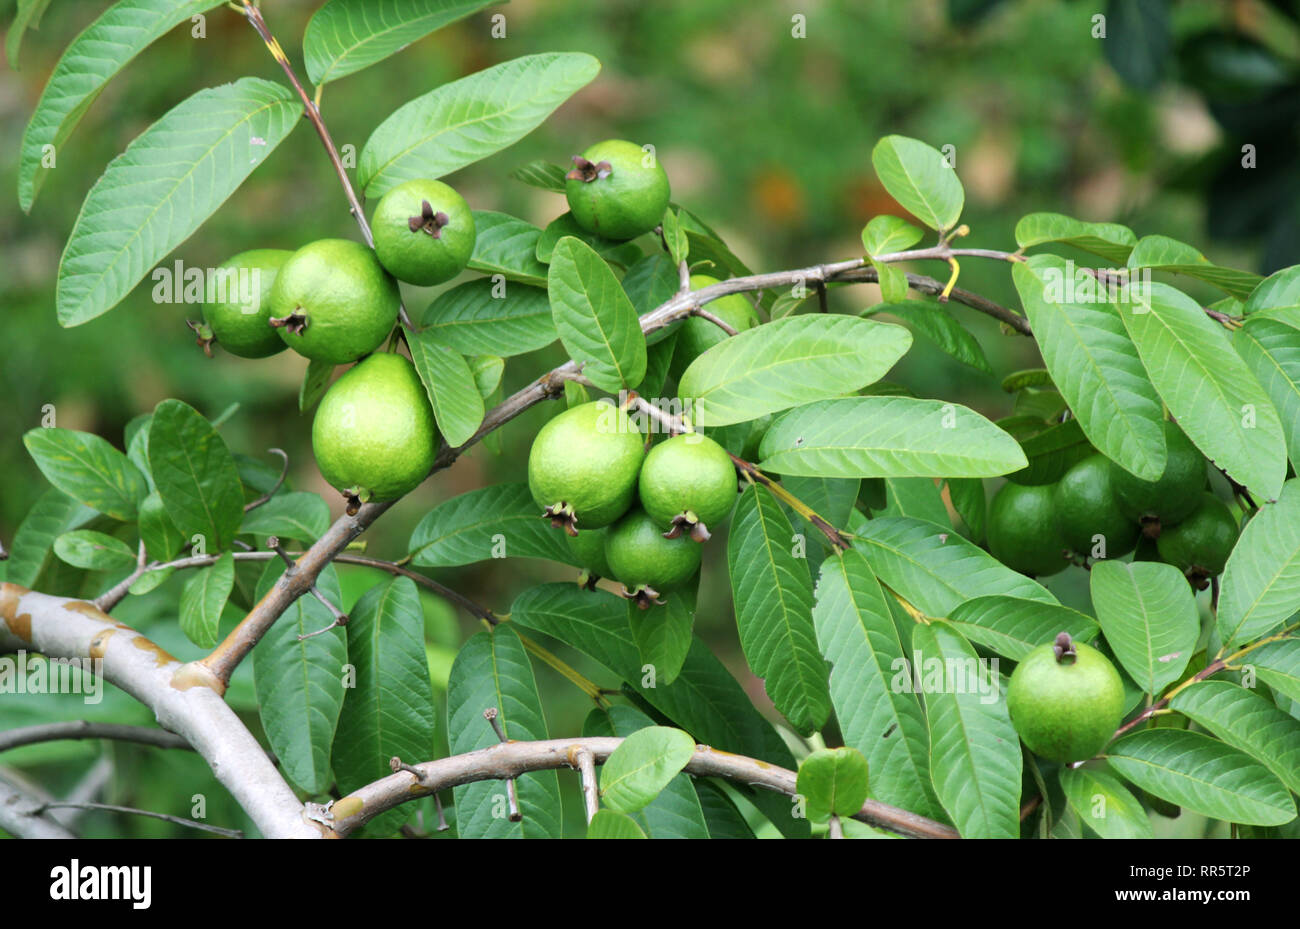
0,772,76,839
0,721,190,755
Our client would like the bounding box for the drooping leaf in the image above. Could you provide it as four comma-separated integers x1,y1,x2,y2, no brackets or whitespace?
1218,479,1300,645
865,300,993,375
946,596,1098,662
358,53,600,197
57,78,302,326
679,315,912,427
299,359,335,414
1126,234,1264,300
469,354,504,398
628,589,693,687
23,428,149,522
1013,212,1137,263
1090,561,1199,694
407,483,574,567
510,159,567,193
727,484,830,735
404,325,485,447
756,396,1026,478
547,236,646,392
147,400,244,551
870,135,964,232
421,279,556,356
178,551,234,648
5,0,54,72
304,0,496,85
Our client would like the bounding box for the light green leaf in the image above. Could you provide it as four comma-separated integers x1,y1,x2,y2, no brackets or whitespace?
1244,639,1300,703
1244,266,1300,314
421,279,556,357
1058,764,1153,838
1218,479,1300,645
797,747,870,822
57,78,302,326
1013,256,1167,480
661,207,688,267
600,726,697,814
358,53,600,197
1115,281,1286,501
404,325,485,447
1013,212,1137,263
147,399,244,550
446,624,562,837
914,622,1021,838
1127,235,1264,300
138,491,184,562
509,159,567,193
871,135,964,232
680,315,912,427
586,810,647,838
1234,316,1300,466
1090,561,1199,694
52,530,136,573
407,483,574,567
756,396,1025,479
547,236,646,392
23,429,148,522
304,0,495,85
947,595,1098,662
469,354,504,398
861,215,924,257
466,211,550,286
1170,681,1300,794
727,484,831,734
4,490,96,587
5,0,54,72
535,212,644,267
1108,729,1296,826
873,259,909,303
866,300,993,375
178,551,234,648
18,0,224,212
879,477,951,527
240,492,331,543
1000,368,1054,392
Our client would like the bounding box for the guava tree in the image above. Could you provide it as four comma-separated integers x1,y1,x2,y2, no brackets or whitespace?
3,0,1299,841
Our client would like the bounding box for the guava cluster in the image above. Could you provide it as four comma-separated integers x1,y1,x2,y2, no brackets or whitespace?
527,400,738,608
987,420,1239,586
196,177,478,510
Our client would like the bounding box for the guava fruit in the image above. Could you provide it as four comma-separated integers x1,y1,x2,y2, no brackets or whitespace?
269,238,400,364
565,139,670,241
372,179,476,286
987,481,1072,577
1052,454,1139,559
1007,633,1126,763
1108,421,1206,534
1156,492,1238,579
198,248,291,358
312,352,436,511
528,400,645,534
603,507,703,608
567,526,611,588
637,433,737,541
669,274,761,379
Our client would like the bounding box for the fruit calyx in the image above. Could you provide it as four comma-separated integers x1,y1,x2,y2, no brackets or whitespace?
1139,515,1162,539
542,501,579,537
342,485,371,517
577,569,601,592
185,319,216,358
664,510,711,543
269,309,309,336
621,583,665,610
567,155,612,183
408,199,450,238
1052,631,1076,664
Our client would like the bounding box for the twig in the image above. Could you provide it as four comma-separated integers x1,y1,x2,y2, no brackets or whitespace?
690,307,739,336
0,773,76,839
243,448,289,512
267,536,349,638
571,747,599,824
34,801,243,838
0,721,190,755
484,709,522,822
827,814,844,838
93,540,149,612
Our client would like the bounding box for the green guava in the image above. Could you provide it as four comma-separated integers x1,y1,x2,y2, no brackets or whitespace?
987,481,1072,577
567,526,612,587
603,507,703,607
565,139,671,241
199,248,291,358
1156,492,1239,578
637,433,737,541
372,179,476,286
1108,421,1206,532
668,274,761,380
1052,454,1139,559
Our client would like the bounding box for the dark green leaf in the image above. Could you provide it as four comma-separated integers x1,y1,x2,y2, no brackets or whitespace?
23,428,148,521
421,279,556,357
548,236,646,392
178,551,234,648
147,400,244,550
404,325,485,447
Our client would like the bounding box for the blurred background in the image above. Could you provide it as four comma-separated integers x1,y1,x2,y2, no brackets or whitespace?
1,0,1297,836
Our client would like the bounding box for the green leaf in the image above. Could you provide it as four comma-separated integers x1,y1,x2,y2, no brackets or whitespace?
404,325,485,447
1127,235,1264,300
628,590,693,687
510,159,567,193
797,747,870,822
421,279,556,357
637,331,677,395
694,781,756,838
599,726,697,814
680,315,912,427
1102,0,1170,90
1244,266,1300,314
586,810,647,838
913,622,1022,838
469,354,504,398
1170,681,1300,794
1090,561,1199,693
1108,729,1296,826
1218,479,1300,645
727,484,831,734
407,483,574,567
1245,639,1300,703
17,0,224,212
5,0,53,72
1000,368,1055,392
240,492,331,543
23,428,148,522
332,578,436,835
358,53,600,197
861,215,924,257
446,624,562,837
945,477,986,541
870,135,964,232
866,300,993,375
178,552,234,648
252,561,348,794
1235,316,1300,466
873,260,909,303
57,78,302,327
466,211,549,286
536,212,644,267
1058,764,1153,839
947,596,1098,662
508,583,808,837
1115,281,1286,501
813,550,941,820
756,396,1026,479
1013,212,1137,263
879,477,951,527
621,252,680,324
5,490,96,587
299,359,335,414
850,515,1057,617
304,0,495,85
138,491,184,562
1013,256,1168,480
52,530,136,573
547,236,646,392
661,207,688,267
1000,416,1094,486
147,400,244,551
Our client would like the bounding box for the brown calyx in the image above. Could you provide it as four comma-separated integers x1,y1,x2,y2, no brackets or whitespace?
1052,631,1077,664
542,502,579,537
621,584,665,610
566,155,612,183
663,512,710,543
269,309,308,336
409,200,450,238
186,319,216,358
